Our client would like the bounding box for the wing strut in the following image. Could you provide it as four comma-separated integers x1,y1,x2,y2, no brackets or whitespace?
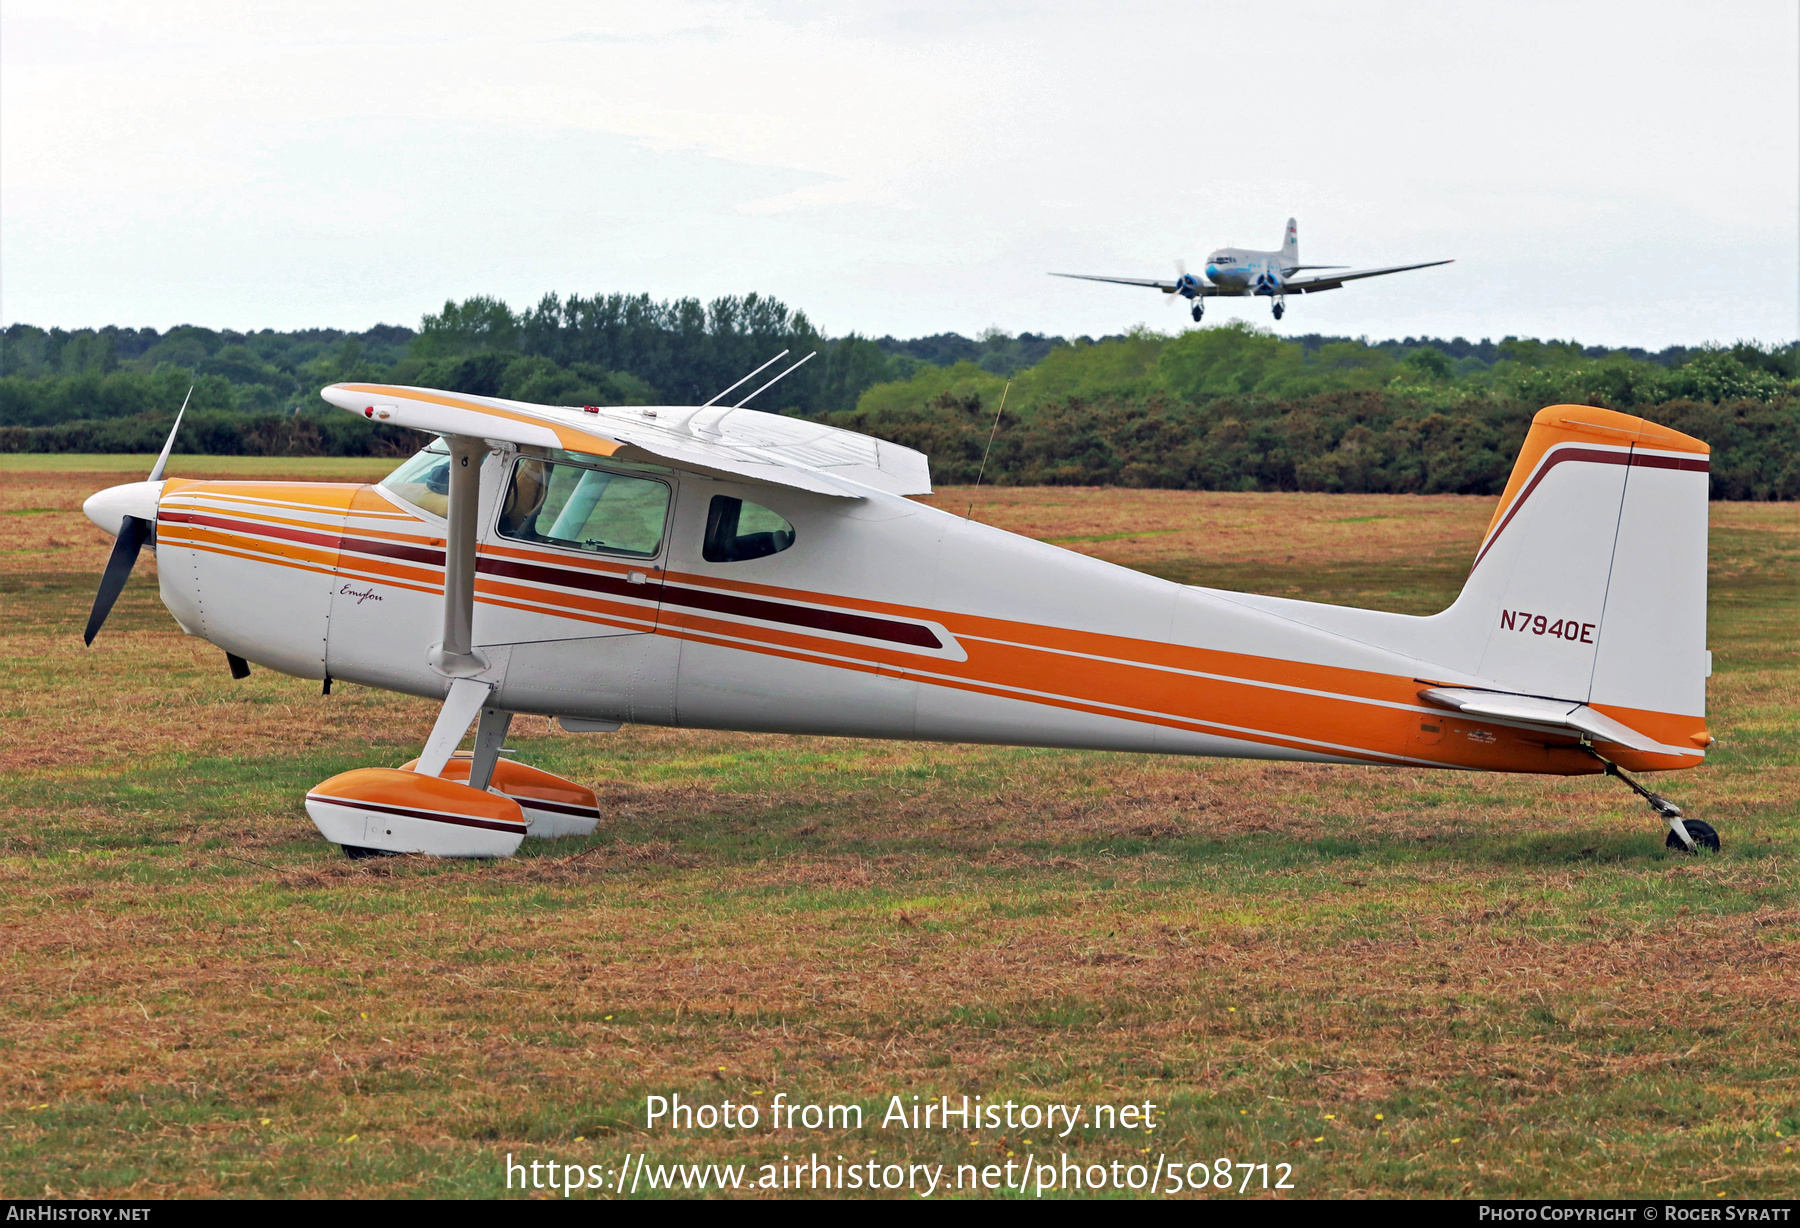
429,435,488,679
414,433,499,779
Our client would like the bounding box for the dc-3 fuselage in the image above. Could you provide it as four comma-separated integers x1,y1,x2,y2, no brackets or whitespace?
82,384,1716,857
1053,218,1453,322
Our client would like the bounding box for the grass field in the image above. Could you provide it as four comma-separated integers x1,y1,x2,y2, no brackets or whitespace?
2,457,1796,1199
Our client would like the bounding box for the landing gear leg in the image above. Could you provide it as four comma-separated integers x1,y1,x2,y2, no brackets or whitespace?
1190,301,1204,323
467,706,514,791
1590,751,1717,852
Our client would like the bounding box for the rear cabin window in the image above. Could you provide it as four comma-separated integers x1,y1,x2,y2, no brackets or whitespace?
703,496,795,563
497,458,670,558
380,443,452,517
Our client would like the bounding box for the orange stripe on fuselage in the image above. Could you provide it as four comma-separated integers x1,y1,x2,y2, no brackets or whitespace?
161,479,366,511
160,521,341,572
163,478,1694,775
165,537,342,580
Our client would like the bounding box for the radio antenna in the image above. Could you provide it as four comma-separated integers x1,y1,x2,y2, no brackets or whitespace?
734,351,816,408
701,350,788,407
966,380,1010,520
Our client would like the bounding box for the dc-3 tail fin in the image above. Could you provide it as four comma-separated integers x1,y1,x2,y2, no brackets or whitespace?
1281,217,1298,267
1434,405,1712,758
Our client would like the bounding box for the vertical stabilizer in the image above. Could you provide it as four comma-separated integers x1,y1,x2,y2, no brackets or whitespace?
1281,218,1298,268
1425,405,1711,762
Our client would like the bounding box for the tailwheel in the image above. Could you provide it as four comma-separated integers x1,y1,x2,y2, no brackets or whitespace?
1591,753,1717,854
1665,818,1720,854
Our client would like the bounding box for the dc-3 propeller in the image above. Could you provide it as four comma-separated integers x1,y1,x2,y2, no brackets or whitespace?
83,389,190,647
1169,261,1205,301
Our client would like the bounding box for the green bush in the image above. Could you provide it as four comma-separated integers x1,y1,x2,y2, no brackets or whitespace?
3,309,1794,498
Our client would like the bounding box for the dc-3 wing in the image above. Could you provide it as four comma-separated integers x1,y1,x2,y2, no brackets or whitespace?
1279,259,1454,294
1052,272,1234,298
1050,272,1183,292
321,383,932,498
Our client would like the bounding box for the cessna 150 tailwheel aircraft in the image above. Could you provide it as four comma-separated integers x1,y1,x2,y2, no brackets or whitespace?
81,379,1717,859
1054,218,1451,321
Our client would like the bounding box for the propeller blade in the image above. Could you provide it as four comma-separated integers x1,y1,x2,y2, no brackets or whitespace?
146,387,192,483
84,515,150,646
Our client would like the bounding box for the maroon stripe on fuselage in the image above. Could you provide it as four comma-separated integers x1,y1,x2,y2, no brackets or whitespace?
509,796,602,818
343,536,444,566
160,509,342,552
1472,445,1710,572
661,583,944,648
159,509,446,566
479,556,942,648
167,509,945,650
479,555,641,600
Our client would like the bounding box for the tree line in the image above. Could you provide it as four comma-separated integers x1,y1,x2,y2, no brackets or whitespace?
3,297,1795,498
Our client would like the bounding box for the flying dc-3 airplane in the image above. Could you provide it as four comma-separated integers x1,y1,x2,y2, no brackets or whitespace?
80,371,1718,860
1054,218,1451,321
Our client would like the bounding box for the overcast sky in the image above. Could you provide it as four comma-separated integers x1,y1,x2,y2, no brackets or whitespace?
3,1,1796,347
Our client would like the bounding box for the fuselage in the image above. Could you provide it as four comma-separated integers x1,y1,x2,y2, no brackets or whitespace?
1203,247,1288,296
109,442,1700,778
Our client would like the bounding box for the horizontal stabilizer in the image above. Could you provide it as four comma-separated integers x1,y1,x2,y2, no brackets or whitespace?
1418,686,1662,754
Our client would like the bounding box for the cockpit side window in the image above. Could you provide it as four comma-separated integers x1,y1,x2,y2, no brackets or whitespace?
703,496,796,563
379,443,452,517
497,457,670,558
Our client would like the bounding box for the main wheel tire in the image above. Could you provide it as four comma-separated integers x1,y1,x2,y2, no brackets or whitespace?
343,844,399,860
1665,818,1720,853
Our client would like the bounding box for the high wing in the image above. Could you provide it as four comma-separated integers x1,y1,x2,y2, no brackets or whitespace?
322,383,932,498
1279,259,1453,294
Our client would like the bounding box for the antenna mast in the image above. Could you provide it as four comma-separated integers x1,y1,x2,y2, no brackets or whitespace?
966,380,1010,520
700,351,788,408
734,351,817,408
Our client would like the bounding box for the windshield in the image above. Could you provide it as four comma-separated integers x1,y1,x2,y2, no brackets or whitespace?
379,443,452,517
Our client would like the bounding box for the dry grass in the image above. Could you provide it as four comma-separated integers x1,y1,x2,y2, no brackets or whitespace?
1,464,1796,1199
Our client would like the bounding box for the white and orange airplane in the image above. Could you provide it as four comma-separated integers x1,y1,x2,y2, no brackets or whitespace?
80,383,1718,858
